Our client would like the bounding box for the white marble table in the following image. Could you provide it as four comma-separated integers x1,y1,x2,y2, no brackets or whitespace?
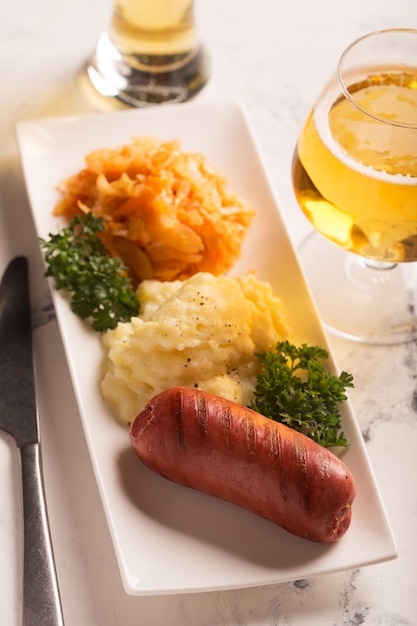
1,1,416,623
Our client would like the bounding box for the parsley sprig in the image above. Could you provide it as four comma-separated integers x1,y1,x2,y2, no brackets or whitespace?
251,341,354,448
40,212,140,331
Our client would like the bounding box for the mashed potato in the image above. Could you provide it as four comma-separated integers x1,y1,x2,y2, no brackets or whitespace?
101,272,288,425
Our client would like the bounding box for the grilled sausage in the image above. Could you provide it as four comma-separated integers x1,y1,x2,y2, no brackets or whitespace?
129,386,356,543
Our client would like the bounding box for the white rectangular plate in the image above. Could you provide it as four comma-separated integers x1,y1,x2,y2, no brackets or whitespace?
16,100,397,595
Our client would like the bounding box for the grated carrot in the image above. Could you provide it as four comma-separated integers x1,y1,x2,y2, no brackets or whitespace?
53,136,255,282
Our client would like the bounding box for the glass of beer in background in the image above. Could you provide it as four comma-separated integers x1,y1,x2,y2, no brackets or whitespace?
292,29,417,345
88,0,209,106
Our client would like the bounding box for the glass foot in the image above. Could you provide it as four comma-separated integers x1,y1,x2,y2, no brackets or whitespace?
297,231,417,345
87,32,210,107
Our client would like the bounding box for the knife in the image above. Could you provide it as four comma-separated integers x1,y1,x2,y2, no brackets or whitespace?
0,256,64,626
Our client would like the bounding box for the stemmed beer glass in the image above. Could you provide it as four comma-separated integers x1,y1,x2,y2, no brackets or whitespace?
87,0,209,107
292,29,417,344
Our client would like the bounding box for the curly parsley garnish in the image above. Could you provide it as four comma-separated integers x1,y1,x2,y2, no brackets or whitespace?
40,212,140,331
251,340,354,448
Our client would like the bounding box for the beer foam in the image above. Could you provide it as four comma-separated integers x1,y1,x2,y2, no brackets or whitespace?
314,86,417,186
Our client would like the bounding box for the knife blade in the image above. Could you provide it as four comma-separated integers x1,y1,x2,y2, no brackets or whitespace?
0,256,64,626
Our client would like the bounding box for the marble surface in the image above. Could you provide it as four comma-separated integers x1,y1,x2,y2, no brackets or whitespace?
1,0,416,624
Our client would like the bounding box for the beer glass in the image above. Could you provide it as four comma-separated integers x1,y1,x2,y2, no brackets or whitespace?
292,29,417,344
87,0,209,106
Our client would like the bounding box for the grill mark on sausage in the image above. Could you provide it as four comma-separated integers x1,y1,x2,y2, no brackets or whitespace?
269,423,288,502
320,453,331,481
173,388,186,449
294,437,310,510
245,414,257,458
222,404,231,447
196,391,208,435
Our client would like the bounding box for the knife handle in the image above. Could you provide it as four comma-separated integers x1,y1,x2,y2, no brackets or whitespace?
20,443,64,626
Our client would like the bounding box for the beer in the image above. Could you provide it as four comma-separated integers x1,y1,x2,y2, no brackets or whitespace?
292,70,417,262
109,0,198,70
